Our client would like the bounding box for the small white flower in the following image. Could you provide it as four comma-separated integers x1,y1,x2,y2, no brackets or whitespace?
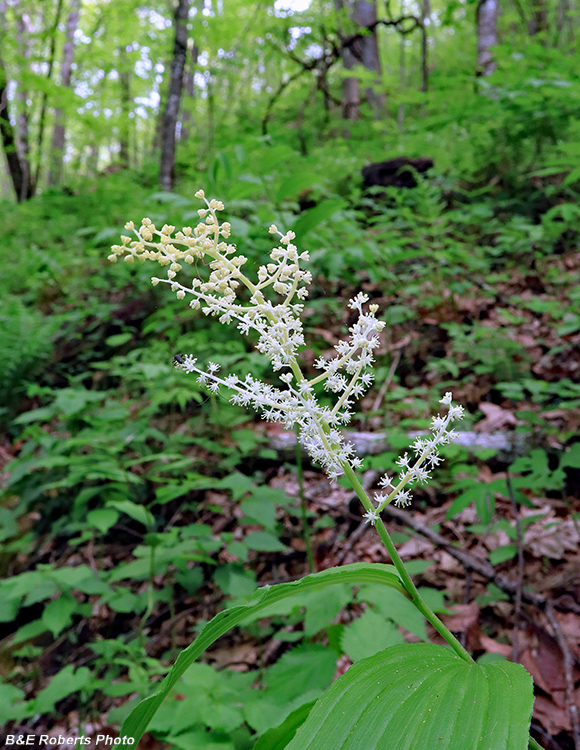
394,490,412,508
363,508,380,525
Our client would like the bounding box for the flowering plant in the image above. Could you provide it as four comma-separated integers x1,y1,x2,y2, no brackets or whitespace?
110,191,540,749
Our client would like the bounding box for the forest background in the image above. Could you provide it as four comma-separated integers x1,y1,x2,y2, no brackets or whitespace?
1,0,580,748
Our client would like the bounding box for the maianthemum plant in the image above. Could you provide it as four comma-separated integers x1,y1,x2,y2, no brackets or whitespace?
109,191,541,750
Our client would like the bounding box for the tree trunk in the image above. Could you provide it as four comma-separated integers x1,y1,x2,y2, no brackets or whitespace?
180,41,198,141
337,0,384,120
476,0,498,77
0,57,33,201
398,0,406,127
159,0,190,192
421,0,430,95
529,0,548,35
118,45,131,167
14,7,34,198
35,0,63,188
48,0,81,186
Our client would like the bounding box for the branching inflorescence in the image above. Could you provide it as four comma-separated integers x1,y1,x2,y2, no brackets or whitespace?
110,190,463,519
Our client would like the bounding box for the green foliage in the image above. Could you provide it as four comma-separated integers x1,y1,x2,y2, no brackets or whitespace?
286,644,534,750
0,298,56,417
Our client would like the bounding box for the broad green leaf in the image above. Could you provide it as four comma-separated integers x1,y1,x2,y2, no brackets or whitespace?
489,545,518,565
87,508,119,534
243,531,289,552
291,199,346,238
213,563,256,597
107,500,154,528
254,701,316,750
287,643,534,750
561,443,580,469
303,585,352,636
276,173,320,203
0,683,27,724
358,584,428,640
341,609,405,662
263,644,336,702
34,666,91,714
42,594,77,637
241,496,277,531
122,563,404,742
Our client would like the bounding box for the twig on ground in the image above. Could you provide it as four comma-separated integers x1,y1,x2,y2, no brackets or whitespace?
506,470,524,662
545,601,580,749
371,348,401,413
376,499,547,607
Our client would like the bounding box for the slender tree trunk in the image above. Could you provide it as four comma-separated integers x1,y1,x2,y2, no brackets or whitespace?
529,0,548,35
48,0,81,186
180,41,198,141
35,0,63,188
398,0,406,128
336,0,384,120
118,46,131,167
14,8,34,198
159,0,189,192
476,0,498,77
0,57,33,201
421,0,430,96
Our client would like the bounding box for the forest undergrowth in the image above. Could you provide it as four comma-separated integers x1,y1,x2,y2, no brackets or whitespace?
1,144,580,749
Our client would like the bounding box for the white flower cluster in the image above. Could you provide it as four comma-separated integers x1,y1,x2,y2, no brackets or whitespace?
110,191,461,493
362,392,464,524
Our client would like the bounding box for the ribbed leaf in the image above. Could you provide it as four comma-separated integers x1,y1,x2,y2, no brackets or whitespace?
122,563,404,742
287,643,534,750
254,701,316,750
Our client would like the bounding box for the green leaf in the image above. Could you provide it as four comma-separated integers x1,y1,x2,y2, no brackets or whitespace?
34,665,91,714
287,644,534,750
341,609,405,662
213,563,256,597
107,500,154,528
263,644,336,702
276,173,320,203
254,701,316,750
561,443,580,469
243,531,289,552
489,545,518,565
87,508,119,534
42,594,77,637
291,199,346,238
122,563,405,742
0,682,28,723
358,585,428,640
241,496,276,531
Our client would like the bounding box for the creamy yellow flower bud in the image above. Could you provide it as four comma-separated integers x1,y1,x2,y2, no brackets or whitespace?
195,189,205,199
151,277,160,286
176,290,186,299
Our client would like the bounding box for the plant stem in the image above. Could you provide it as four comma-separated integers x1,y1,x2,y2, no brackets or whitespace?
296,424,315,573
342,463,474,664
528,738,544,750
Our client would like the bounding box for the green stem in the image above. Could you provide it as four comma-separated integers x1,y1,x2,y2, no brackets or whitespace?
296,425,315,573
528,738,544,750
342,463,474,664
138,544,156,648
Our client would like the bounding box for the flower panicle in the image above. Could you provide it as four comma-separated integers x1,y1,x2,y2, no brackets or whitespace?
363,392,465,524
112,191,462,489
